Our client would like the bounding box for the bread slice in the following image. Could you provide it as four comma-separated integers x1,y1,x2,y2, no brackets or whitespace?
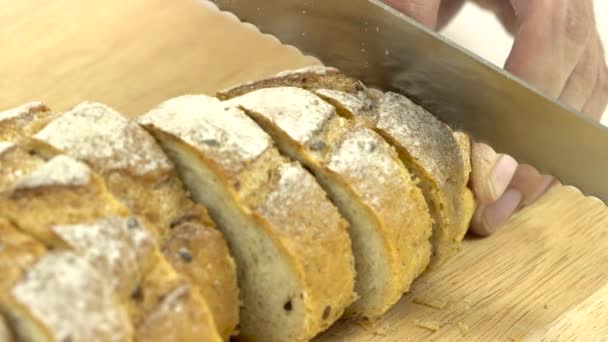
225,87,432,318
0,141,222,342
25,102,238,339
138,95,356,342
0,102,57,141
219,67,473,265
0,217,133,342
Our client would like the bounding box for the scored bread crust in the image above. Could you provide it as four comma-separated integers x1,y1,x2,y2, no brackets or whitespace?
0,102,57,141
0,217,133,342
32,102,238,338
218,66,366,100
225,87,432,318
24,102,239,339
0,141,222,342
138,95,356,342
219,68,472,265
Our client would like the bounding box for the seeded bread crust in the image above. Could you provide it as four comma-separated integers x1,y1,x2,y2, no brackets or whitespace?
138,95,356,342
219,68,473,265
0,141,222,342
31,102,239,338
226,87,432,318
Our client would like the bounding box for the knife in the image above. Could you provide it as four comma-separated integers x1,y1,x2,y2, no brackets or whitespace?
208,0,608,202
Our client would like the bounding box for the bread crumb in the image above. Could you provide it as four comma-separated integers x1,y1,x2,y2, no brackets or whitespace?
414,319,442,332
508,337,521,342
457,322,469,336
413,297,448,310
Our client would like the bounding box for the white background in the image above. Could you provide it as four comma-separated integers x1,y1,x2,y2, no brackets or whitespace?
441,1,608,126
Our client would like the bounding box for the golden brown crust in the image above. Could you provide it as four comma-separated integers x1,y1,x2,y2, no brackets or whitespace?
6,251,134,342
0,218,47,292
138,95,356,340
375,92,464,191
453,131,472,185
0,141,47,195
0,102,56,141
218,66,365,100
34,102,173,177
162,221,239,339
452,132,476,240
0,142,222,342
254,157,357,327
136,283,221,342
0,220,134,342
21,101,238,337
374,92,468,263
227,87,432,317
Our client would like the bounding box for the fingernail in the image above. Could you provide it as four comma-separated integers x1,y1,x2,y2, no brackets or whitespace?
482,189,523,234
489,155,518,200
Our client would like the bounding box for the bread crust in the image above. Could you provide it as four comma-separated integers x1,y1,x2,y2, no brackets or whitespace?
218,66,365,100
139,95,356,341
0,102,56,141
0,218,133,342
0,141,222,342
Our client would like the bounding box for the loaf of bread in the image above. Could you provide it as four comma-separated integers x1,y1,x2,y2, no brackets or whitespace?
225,86,432,318
28,102,238,338
0,140,222,342
220,67,475,265
138,95,357,342
0,65,478,341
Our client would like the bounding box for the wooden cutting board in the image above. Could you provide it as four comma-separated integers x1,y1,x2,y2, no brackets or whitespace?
2,0,607,340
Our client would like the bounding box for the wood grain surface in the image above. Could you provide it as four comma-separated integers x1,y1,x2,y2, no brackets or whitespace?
1,1,607,341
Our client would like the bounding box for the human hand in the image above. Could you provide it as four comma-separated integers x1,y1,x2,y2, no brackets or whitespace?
383,0,608,235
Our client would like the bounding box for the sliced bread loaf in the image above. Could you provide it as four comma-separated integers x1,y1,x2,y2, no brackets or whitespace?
18,102,239,339
219,68,473,265
138,95,356,342
225,87,432,318
0,141,222,342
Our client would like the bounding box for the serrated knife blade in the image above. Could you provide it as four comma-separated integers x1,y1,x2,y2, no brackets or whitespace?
209,0,608,202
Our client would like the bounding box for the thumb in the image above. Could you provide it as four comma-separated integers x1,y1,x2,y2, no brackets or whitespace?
383,0,442,29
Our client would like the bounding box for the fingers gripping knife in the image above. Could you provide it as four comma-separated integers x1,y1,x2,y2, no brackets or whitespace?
207,0,608,202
